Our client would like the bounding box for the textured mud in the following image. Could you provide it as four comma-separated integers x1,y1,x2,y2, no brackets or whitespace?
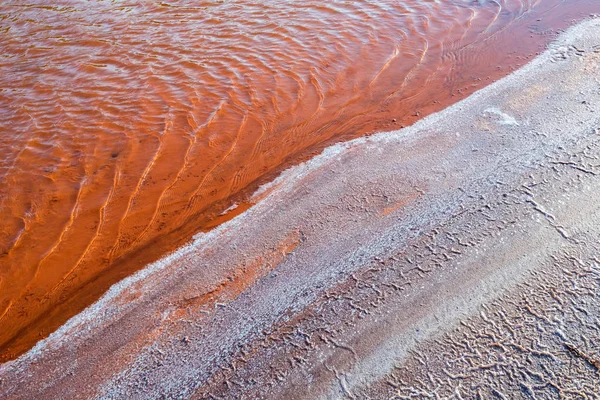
2,18,600,400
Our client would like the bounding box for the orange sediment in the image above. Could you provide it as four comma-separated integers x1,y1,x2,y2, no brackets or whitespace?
0,0,599,362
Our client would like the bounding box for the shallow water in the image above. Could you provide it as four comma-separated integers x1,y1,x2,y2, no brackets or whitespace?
0,0,598,361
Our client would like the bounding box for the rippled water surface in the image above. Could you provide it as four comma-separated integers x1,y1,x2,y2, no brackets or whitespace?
1,0,598,360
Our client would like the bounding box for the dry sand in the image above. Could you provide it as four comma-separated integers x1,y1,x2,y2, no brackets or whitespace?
2,17,600,400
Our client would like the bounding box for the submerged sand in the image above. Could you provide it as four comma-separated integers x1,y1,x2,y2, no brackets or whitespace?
2,17,600,399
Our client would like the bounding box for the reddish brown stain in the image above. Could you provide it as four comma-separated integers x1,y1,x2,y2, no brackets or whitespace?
380,192,422,218
0,0,599,362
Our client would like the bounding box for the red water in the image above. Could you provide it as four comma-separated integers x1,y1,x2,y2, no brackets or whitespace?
0,0,598,362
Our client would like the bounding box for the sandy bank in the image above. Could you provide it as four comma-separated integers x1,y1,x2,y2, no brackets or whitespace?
2,17,600,399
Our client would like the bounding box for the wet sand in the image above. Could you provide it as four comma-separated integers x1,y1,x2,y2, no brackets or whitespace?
2,0,599,361
2,16,600,399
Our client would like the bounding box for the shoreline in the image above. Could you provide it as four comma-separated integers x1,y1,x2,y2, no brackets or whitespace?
3,0,596,363
2,16,600,399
